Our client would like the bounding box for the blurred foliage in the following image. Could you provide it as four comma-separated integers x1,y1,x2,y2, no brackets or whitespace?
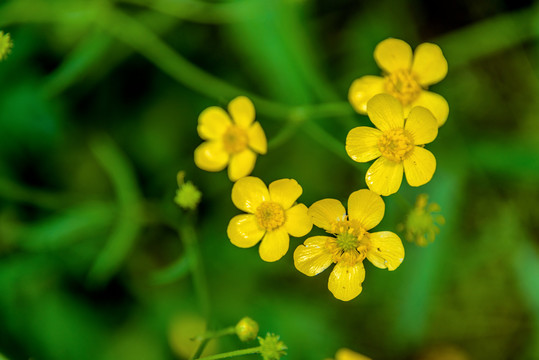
0,0,539,359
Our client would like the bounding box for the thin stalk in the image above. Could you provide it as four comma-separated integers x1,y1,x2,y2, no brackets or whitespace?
196,346,261,360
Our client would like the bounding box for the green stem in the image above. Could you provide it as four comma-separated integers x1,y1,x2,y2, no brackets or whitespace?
0,177,75,209
196,346,262,360
196,327,236,341
179,215,211,319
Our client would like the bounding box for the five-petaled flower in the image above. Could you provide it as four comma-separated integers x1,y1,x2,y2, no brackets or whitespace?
346,93,438,196
294,189,404,301
228,177,312,262
195,96,267,181
349,38,448,126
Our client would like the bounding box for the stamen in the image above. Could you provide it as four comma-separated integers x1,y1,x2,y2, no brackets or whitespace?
255,201,285,231
384,69,422,105
378,128,414,162
222,125,249,154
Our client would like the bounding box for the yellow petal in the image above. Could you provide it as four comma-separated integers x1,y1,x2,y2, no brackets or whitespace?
285,204,312,237
228,149,256,182
410,91,449,127
365,157,404,196
269,178,302,210
328,261,366,301
293,236,333,276
227,214,265,248
231,176,269,213
345,127,382,163
247,121,267,154
404,106,438,145
228,96,255,128
403,146,436,187
308,199,346,231
367,93,404,131
335,349,372,360
347,189,385,231
258,227,289,262
366,231,404,270
374,38,413,74
411,43,448,86
348,76,386,114
194,141,229,172
197,106,232,140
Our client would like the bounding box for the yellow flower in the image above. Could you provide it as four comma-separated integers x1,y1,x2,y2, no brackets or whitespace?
194,96,267,181
294,189,404,301
325,348,372,360
349,38,448,126
227,176,312,262
346,93,438,196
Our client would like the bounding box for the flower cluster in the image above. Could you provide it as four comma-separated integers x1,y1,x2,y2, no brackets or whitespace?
192,38,447,302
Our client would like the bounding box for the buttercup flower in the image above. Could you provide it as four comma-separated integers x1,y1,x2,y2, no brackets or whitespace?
349,38,448,126
294,189,404,301
325,348,372,360
346,94,438,196
227,177,312,262
195,96,267,181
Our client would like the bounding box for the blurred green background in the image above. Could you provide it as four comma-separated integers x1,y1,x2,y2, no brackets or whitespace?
1,0,539,359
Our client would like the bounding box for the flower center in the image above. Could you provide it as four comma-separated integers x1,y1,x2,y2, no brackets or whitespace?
326,218,368,266
378,128,414,163
222,125,248,154
384,69,422,105
255,201,285,231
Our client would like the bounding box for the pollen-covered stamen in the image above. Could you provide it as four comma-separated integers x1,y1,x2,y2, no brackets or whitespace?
222,125,249,154
378,128,414,163
326,218,369,266
255,201,285,231
384,69,422,105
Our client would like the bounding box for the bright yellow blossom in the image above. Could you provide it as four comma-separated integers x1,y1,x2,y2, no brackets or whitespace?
324,348,372,360
346,93,438,196
195,96,267,181
294,189,404,301
227,176,312,262
349,38,448,126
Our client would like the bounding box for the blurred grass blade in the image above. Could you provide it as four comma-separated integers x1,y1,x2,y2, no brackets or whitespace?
152,253,191,285
87,135,142,285
18,202,116,251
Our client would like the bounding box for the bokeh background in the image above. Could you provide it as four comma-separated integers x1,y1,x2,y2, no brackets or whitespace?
1,0,539,359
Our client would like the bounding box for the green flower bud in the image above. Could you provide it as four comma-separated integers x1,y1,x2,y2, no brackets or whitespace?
0,31,13,61
258,333,287,360
235,317,259,342
401,194,444,246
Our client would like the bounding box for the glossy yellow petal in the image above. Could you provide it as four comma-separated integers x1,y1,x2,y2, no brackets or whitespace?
194,141,229,172
365,157,404,196
403,146,436,187
366,231,404,270
374,38,413,74
258,227,289,262
347,189,385,231
232,176,269,213
293,236,333,276
411,43,448,86
197,106,232,140
348,76,386,114
328,261,366,301
404,106,438,145
228,149,256,182
227,214,265,248
285,204,312,237
345,127,383,163
269,178,302,210
247,121,267,154
367,93,404,132
308,199,346,231
228,96,255,128
335,348,372,360
410,91,449,127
